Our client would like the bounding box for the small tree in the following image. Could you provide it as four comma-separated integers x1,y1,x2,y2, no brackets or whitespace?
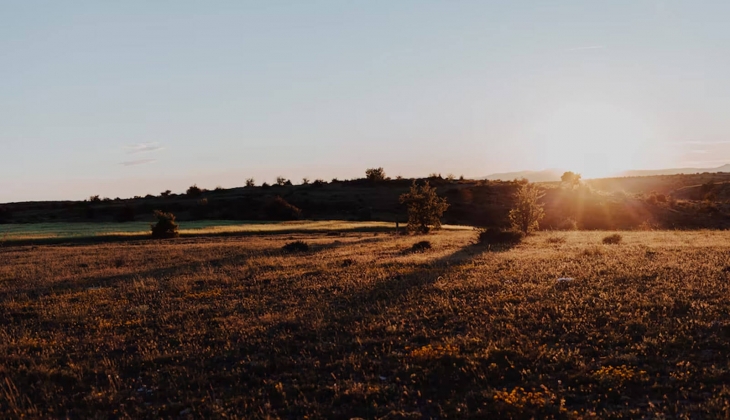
509,182,545,234
276,176,287,186
187,184,203,197
302,177,310,185
151,210,179,238
160,190,172,198
365,167,387,182
399,181,449,234
245,178,256,187
561,171,582,188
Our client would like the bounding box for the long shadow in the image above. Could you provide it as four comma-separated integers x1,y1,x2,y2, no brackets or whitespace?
0,236,393,303
0,225,398,247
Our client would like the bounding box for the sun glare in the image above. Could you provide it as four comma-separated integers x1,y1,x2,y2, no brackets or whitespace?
532,103,656,178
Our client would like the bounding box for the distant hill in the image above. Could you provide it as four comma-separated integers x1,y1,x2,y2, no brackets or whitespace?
618,164,730,177
483,163,730,182
481,169,563,183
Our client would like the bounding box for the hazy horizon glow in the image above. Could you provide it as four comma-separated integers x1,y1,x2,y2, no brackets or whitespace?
2,1,730,202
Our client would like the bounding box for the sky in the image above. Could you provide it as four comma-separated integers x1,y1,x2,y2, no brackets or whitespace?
2,1,730,202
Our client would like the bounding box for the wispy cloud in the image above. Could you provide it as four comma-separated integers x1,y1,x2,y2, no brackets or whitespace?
680,159,730,166
120,159,156,166
565,45,605,52
678,140,730,145
126,142,164,154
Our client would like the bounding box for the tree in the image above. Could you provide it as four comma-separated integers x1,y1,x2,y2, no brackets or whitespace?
151,210,179,238
365,167,387,182
276,176,287,186
245,178,256,187
187,184,203,197
561,171,582,188
160,190,172,198
302,177,310,185
399,181,449,234
509,182,545,234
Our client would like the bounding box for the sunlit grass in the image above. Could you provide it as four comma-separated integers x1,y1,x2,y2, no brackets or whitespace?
0,220,473,242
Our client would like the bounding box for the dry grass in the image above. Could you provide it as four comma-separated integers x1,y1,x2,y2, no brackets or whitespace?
2,230,730,418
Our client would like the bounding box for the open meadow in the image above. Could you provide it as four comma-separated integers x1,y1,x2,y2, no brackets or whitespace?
2,228,730,418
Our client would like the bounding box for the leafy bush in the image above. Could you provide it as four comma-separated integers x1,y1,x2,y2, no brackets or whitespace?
160,190,172,198
151,210,179,238
602,233,622,244
89,195,101,203
263,196,302,220
365,167,387,182
276,177,287,186
245,178,255,187
477,228,524,246
509,182,545,234
410,240,432,252
282,240,309,252
399,181,449,234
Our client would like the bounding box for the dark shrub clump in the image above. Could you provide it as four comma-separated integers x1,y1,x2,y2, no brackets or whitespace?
410,240,432,252
602,233,623,244
151,210,179,238
477,228,524,245
282,241,309,252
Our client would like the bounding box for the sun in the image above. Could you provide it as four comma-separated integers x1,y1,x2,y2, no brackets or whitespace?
531,102,656,178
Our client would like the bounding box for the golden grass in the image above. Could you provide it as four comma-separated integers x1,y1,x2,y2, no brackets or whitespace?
0,220,472,242
1,229,730,417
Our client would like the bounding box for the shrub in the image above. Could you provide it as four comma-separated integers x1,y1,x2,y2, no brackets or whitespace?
187,184,203,197
115,205,136,222
509,182,545,234
602,233,622,244
160,190,172,198
302,177,310,185
282,240,309,252
263,196,302,220
245,178,256,187
89,195,101,203
312,179,326,187
151,211,179,238
365,167,387,182
276,176,287,186
477,228,524,245
261,182,271,189
410,240,432,252
561,171,582,187
399,181,449,234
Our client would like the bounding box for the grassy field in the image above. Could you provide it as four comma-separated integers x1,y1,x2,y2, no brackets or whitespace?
0,220,474,244
2,229,730,418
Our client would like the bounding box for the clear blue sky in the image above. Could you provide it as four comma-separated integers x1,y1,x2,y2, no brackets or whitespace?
2,1,730,202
